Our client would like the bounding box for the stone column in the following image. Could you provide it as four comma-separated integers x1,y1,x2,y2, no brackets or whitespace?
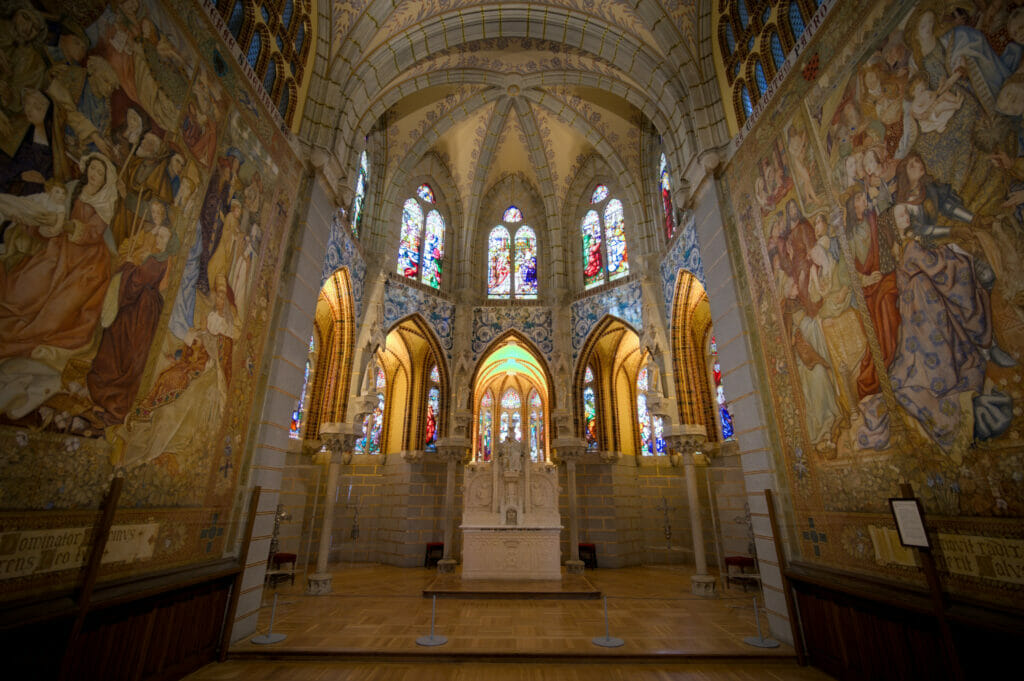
307,425,358,594
669,425,715,596
553,437,587,574
435,437,470,573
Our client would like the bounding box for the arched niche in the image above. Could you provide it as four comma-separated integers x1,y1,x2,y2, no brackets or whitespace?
305,267,356,438
380,314,450,452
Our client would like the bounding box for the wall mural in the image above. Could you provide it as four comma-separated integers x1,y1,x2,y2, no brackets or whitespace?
660,213,706,320
321,207,366,321
0,0,302,596
722,0,1024,606
471,306,554,359
381,275,454,357
570,279,643,357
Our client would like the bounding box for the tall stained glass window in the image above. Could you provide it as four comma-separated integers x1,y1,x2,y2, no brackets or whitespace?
351,151,369,238
711,336,735,440
488,205,538,299
636,365,665,455
528,390,543,462
501,388,521,442
396,183,445,289
583,366,598,450
789,2,806,41
478,391,494,461
425,364,440,450
582,185,629,289
356,366,386,454
289,335,315,439
659,153,675,240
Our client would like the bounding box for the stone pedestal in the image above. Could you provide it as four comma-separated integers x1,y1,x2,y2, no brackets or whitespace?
306,573,332,595
691,574,717,597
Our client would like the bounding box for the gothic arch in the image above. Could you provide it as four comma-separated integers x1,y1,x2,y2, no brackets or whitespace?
382,314,451,450
305,267,355,438
670,269,717,441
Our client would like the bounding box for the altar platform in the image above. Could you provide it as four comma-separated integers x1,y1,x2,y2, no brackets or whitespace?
423,567,600,599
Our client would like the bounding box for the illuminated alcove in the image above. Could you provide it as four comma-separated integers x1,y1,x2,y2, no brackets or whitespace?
471,334,551,463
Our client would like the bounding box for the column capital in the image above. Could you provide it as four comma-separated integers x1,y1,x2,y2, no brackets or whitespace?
319,422,362,463
550,437,587,464
436,437,472,464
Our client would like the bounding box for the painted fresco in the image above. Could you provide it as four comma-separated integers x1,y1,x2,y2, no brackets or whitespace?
722,0,1024,604
0,0,302,596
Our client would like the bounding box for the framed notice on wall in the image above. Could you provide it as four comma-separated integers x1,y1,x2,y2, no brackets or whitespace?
889,498,930,549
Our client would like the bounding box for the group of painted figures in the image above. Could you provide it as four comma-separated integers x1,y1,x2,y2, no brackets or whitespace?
762,3,1024,462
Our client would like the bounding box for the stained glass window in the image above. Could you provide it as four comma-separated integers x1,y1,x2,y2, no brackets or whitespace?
247,31,261,69
762,6,771,24
636,367,654,455
660,153,675,240
741,86,753,118
501,388,521,409
425,386,439,450
429,365,440,383
283,0,294,28
583,188,628,288
357,367,386,454
528,390,543,462
289,338,314,439
583,367,598,450
770,32,785,70
397,198,422,279
604,199,628,281
654,416,666,454
263,59,277,94
710,335,735,440
351,151,368,238
228,1,244,37
591,184,609,204
503,205,523,223
755,61,768,95
514,226,538,298
396,186,444,289
488,226,512,298
512,412,522,442
421,210,444,289
789,2,805,41
581,210,603,289
738,0,749,27
479,391,493,461
499,412,510,443
295,22,305,54
724,23,735,54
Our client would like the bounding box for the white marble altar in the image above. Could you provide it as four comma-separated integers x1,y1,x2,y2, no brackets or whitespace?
461,440,562,580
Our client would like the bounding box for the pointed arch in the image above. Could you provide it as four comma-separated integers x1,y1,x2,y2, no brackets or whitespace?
304,267,356,438
381,313,451,451
574,314,643,454
670,270,718,441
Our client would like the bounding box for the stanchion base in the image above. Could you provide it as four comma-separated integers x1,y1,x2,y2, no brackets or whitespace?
743,635,780,648
416,635,448,646
592,636,625,648
251,633,287,645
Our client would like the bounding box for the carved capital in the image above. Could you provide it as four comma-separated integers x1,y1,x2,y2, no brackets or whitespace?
436,437,472,464
551,437,587,465
319,422,362,464
666,423,707,457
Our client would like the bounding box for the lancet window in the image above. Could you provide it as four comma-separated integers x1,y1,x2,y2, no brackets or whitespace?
528,390,544,462
289,335,315,439
711,336,735,440
397,184,445,289
636,365,666,455
477,391,494,461
487,206,538,299
355,366,386,454
659,154,676,240
351,150,369,238
425,365,440,450
583,366,598,450
582,184,629,289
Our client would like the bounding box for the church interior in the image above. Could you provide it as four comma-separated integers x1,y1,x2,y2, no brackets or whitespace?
1,0,1023,679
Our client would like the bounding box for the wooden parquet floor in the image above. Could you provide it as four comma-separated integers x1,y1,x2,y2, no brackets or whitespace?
185,565,834,680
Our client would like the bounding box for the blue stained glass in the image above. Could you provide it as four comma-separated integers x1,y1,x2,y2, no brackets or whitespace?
514,226,538,298
771,32,785,70
741,86,753,118
654,416,666,454
738,0,749,27
762,7,771,24
583,385,597,450
721,406,734,439
421,210,444,289
276,35,283,51
352,151,368,237
503,205,523,223
295,23,305,54
263,59,276,94
604,199,628,281
747,36,755,52
260,5,269,22
638,393,652,455
283,0,294,28
417,183,435,203
755,61,768,95
724,24,736,54
228,1,244,38
789,2,805,40
734,62,741,77
247,32,262,69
